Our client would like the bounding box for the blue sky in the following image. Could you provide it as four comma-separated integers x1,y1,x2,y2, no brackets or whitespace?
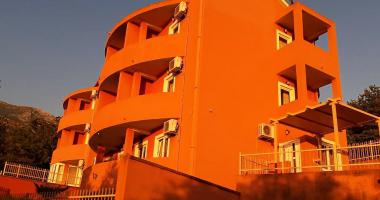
0,1,379,116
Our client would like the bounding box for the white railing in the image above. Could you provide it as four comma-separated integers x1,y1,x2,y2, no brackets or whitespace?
240,143,380,175
2,161,49,182
0,188,116,200
2,162,82,187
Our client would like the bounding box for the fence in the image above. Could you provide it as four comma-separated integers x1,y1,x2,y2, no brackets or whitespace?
0,188,115,200
2,161,49,182
2,162,82,187
240,141,380,175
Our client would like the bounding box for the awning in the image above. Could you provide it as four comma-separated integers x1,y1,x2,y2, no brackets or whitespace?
274,99,379,135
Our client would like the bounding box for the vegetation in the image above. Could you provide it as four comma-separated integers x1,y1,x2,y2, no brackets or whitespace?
347,85,380,143
0,101,59,169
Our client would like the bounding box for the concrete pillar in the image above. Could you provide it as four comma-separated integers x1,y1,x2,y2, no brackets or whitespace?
328,25,339,58
125,22,140,46
293,5,304,42
130,72,142,97
115,155,130,200
296,63,308,103
123,129,135,155
138,22,148,42
116,72,133,101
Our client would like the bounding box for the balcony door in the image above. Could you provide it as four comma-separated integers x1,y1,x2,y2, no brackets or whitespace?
280,139,302,173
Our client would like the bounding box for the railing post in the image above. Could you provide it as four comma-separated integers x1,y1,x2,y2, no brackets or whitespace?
16,164,21,178
3,161,7,175
42,170,47,182
238,152,241,176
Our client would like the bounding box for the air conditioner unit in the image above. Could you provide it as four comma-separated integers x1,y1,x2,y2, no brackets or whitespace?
258,123,274,140
163,119,178,136
168,57,183,74
90,90,98,99
174,1,187,21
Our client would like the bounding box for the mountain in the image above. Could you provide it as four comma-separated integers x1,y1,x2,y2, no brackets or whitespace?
0,100,59,169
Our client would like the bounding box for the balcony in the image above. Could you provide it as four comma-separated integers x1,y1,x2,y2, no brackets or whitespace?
273,3,339,80
99,33,187,85
57,109,93,133
89,93,181,151
51,144,90,164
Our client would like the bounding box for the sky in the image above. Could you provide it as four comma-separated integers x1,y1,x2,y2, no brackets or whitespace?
0,1,379,116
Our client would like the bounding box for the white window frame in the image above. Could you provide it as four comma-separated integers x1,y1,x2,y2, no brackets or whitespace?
276,29,293,50
134,140,148,159
169,20,181,35
153,133,170,158
278,81,296,106
163,74,176,93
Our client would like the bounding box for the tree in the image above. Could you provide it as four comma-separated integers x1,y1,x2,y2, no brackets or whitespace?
347,85,380,143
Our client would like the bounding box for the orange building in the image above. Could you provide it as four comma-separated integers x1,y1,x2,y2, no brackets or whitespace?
50,0,380,192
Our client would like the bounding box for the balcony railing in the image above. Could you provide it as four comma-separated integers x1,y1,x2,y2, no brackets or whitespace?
239,141,380,175
1,161,82,187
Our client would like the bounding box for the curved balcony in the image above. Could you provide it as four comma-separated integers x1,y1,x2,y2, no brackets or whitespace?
51,144,90,164
57,109,93,133
99,33,187,86
63,87,96,108
89,93,181,151
105,0,182,47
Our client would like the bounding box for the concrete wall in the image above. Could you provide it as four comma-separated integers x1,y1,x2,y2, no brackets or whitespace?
237,170,380,200
121,157,240,200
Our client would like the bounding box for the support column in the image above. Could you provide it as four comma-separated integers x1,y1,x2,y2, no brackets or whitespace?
130,72,142,97
123,128,135,155
138,22,148,42
377,120,380,137
328,25,339,58
331,101,340,170
296,63,308,104
115,129,134,199
293,5,304,42
116,72,133,101
125,22,140,46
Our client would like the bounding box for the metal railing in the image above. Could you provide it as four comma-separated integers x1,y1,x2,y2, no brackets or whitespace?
0,188,116,200
2,161,49,182
240,142,380,175
2,162,82,187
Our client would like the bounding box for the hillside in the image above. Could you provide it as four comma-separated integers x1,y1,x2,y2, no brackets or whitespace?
0,100,59,169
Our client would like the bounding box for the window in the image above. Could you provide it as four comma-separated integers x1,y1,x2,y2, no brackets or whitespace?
163,74,175,93
169,20,180,35
276,30,292,50
154,134,170,158
134,141,148,159
278,82,295,106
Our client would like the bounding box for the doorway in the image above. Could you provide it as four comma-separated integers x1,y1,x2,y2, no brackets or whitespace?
280,139,302,173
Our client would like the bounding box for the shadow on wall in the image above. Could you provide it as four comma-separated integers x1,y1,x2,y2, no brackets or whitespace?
237,171,380,200
80,161,118,190
150,179,240,200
